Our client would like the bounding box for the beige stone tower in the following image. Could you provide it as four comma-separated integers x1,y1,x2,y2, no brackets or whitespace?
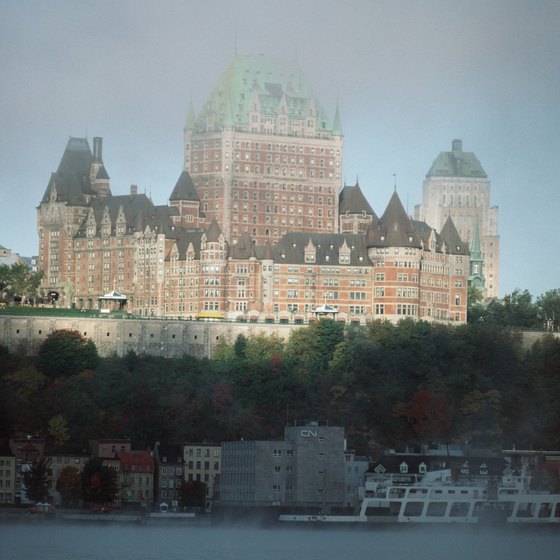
414,139,499,298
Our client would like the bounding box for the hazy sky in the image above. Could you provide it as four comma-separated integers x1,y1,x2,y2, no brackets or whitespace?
1,0,559,297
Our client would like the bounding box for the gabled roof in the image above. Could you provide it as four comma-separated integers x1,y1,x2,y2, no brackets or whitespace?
339,181,375,216
169,170,199,202
427,139,487,179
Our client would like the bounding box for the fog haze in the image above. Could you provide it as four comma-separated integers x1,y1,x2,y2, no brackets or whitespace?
3,523,560,560
2,0,559,296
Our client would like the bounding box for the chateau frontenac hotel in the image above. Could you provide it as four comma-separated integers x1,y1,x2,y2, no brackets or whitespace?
37,54,499,324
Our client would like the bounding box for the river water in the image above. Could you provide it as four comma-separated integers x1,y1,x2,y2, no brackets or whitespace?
1,522,558,559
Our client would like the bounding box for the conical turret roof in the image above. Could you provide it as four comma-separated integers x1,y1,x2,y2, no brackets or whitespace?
170,170,199,201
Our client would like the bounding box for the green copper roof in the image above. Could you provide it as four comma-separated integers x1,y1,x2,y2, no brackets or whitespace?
426,139,487,179
192,54,337,134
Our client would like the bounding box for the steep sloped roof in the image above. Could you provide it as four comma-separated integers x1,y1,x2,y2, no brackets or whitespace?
191,54,337,134
169,170,199,201
426,139,487,179
205,217,223,242
41,137,96,204
339,181,375,216
272,232,370,266
440,215,469,255
367,191,421,248
230,232,255,259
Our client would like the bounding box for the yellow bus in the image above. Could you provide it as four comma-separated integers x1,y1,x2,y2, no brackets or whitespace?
195,311,225,322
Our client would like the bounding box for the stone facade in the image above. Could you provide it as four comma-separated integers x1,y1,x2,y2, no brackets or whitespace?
414,139,500,298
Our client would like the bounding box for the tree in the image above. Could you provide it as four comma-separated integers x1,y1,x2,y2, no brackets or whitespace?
23,456,51,503
502,289,539,328
56,466,82,507
37,329,99,378
48,414,70,446
537,289,560,331
82,458,119,505
398,389,454,442
0,262,43,303
179,480,207,509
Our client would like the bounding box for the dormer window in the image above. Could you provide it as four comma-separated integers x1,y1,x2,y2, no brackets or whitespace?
400,462,409,474
418,462,427,474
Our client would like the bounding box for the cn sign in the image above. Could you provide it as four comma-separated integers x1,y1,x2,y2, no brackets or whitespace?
300,430,318,438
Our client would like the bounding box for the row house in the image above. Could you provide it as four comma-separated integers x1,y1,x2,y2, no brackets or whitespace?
0,444,16,504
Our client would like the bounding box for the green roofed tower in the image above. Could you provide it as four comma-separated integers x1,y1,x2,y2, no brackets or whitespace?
414,139,499,298
184,53,343,247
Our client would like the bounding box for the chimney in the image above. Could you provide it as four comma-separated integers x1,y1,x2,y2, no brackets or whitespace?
130,184,137,196
452,139,462,152
93,137,103,162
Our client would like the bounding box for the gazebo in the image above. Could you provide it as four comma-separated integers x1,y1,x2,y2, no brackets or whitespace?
98,290,128,313
313,303,339,319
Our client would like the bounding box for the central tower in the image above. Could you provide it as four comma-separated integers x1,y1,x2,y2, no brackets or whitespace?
184,54,343,247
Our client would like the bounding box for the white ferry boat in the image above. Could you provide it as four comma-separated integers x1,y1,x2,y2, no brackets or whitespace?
279,469,560,525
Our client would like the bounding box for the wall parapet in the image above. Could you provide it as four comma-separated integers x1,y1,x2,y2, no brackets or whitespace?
0,315,299,359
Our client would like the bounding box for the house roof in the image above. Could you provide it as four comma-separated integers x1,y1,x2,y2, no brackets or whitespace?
41,137,96,205
339,181,375,217
169,170,199,202
273,231,371,267
118,450,154,471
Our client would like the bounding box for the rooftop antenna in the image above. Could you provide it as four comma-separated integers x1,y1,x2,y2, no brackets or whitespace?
393,172,397,192
234,29,238,55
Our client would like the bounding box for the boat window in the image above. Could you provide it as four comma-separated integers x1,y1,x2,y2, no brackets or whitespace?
516,503,536,518
403,501,424,517
427,502,447,517
389,488,406,499
449,502,470,517
538,503,552,519
555,503,560,518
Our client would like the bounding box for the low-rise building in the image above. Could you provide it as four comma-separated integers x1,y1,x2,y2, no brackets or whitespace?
118,450,154,508
0,444,16,504
153,442,184,509
184,443,221,508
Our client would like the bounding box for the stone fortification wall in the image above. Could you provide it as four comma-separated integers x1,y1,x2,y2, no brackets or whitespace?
0,315,298,359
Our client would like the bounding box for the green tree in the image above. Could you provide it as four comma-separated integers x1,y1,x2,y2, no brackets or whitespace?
503,289,538,328
23,456,51,503
82,458,119,505
48,414,70,446
37,329,99,378
537,289,560,331
56,465,82,507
